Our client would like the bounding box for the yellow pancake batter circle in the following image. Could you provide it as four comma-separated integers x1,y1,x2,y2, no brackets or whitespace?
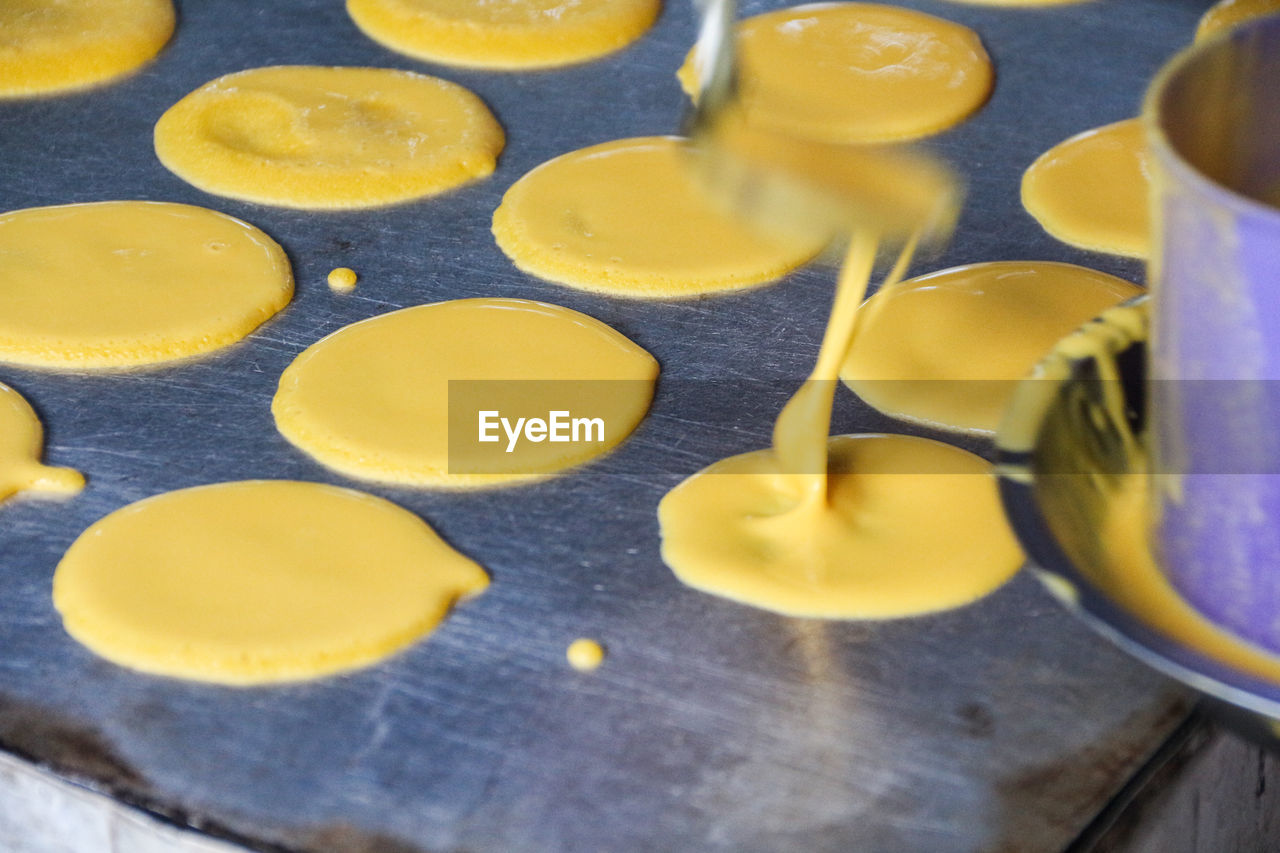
677,3,993,144
0,201,292,369
346,0,660,69
0,382,84,504
841,261,1142,434
52,480,488,684
0,0,174,98
1022,119,1150,258
273,298,659,488
154,66,504,209
658,434,1023,619
492,136,826,298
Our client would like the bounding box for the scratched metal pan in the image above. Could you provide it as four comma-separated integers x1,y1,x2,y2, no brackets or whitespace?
0,0,1212,851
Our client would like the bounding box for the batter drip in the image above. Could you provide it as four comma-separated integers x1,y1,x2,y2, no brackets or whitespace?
328,267,358,292
0,383,84,504
567,638,606,671
659,235,1022,618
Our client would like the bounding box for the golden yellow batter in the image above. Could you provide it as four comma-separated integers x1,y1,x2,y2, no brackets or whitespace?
273,298,658,487
1196,0,1280,40
346,0,660,69
566,638,605,671
0,0,174,98
677,3,993,144
0,201,292,369
1095,474,1280,684
1022,119,1150,258
492,136,825,298
328,267,359,292
154,66,504,209
53,480,487,684
0,382,84,504
1002,302,1280,684
842,262,1142,435
659,235,1023,618
660,433,1023,617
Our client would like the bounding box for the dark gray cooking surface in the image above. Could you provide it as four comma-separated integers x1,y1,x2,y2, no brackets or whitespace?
0,0,1205,850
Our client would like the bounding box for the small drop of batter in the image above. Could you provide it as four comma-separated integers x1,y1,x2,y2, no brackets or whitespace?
841,262,1142,434
273,298,658,488
0,383,84,505
52,480,488,685
0,201,292,369
677,3,994,144
346,0,660,69
492,136,825,298
154,66,504,209
0,0,174,98
1022,119,1150,258
567,638,605,671
1196,0,1280,41
328,267,359,292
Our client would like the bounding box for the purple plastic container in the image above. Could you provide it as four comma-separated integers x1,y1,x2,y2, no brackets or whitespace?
1147,16,1280,652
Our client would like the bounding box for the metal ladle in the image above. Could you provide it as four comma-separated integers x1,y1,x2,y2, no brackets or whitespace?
683,0,963,251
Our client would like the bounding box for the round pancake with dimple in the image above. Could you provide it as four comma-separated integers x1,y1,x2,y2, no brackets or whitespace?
346,0,660,69
154,66,504,209
0,0,174,98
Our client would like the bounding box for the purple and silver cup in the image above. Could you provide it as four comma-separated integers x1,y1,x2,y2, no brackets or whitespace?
1147,15,1280,651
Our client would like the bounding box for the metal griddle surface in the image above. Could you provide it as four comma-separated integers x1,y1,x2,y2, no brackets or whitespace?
0,1,1206,850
